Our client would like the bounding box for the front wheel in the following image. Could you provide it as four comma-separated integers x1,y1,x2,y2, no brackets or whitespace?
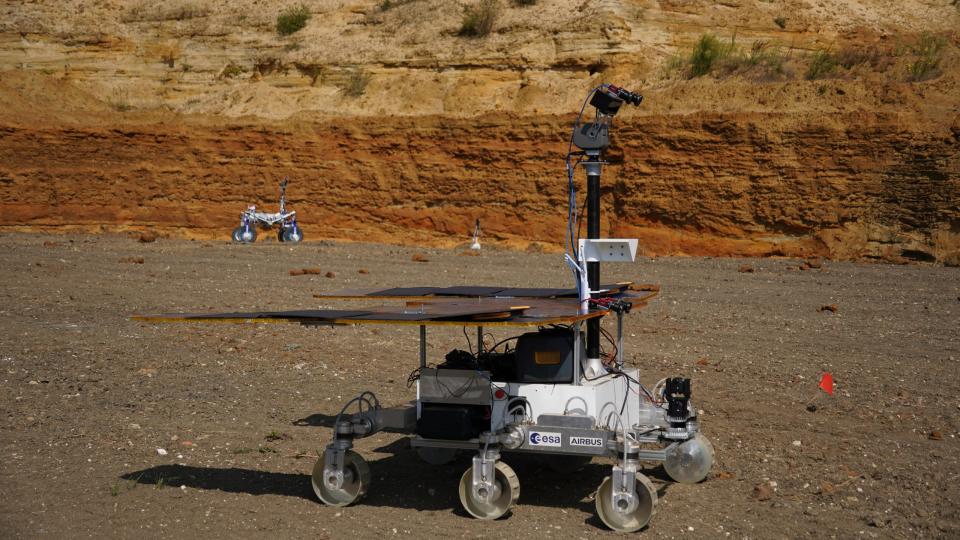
663,433,714,484
282,226,303,243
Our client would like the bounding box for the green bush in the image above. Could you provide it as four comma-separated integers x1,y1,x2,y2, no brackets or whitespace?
277,4,311,36
460,0,500,37
805,49,836,80
907,32,945,82
512,0,537,5
340,69,371,96
689,34,734,77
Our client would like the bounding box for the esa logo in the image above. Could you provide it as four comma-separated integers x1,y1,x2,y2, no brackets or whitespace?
528,431,562,447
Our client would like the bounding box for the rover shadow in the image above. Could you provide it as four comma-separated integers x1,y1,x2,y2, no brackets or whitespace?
120,441,667,521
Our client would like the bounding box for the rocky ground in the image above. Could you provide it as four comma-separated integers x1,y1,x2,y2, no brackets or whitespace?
1,232,958,538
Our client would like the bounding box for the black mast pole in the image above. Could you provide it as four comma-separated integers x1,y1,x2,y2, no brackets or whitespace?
584,153,602,362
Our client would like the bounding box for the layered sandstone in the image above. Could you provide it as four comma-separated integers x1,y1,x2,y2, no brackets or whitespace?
1,0,958,262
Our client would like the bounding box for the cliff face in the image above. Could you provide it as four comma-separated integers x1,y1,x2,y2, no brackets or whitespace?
1,1,959,262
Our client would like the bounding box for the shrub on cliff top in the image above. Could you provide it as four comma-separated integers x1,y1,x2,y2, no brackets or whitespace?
805,49,837,80
460,0,500,37
906,32,945,82
689,34,734,77
277,4,311,36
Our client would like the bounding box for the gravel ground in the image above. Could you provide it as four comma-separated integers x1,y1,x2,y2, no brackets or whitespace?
1,233,958,539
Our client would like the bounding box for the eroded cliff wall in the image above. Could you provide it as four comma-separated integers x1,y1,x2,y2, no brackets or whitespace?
1,0,958,262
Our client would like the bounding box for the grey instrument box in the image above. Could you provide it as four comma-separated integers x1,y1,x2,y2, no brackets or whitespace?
419,368,491,405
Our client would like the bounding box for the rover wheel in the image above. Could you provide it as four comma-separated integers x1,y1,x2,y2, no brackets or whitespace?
595,472,657,533
283,226,303,243
232,226,256,243
312,450,370,507
663,433,714,484
277,228,285,242
416,446,457,465
458,461,519,520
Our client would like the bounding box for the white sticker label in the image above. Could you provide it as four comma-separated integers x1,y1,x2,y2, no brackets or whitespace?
528,431,562,447
569,436,604,448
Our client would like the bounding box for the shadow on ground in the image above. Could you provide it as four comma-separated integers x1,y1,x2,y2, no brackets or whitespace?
120,438,671,521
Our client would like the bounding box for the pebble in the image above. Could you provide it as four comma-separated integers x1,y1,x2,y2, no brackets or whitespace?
791,440,802,447
156,448,168,456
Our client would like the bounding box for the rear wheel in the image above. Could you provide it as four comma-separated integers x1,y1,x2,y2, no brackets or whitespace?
232,226,256,243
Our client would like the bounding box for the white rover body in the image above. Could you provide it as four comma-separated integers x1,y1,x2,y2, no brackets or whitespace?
140,85,714,533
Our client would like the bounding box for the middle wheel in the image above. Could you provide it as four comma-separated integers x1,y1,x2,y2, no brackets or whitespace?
595,472,658,533
458,461,519,520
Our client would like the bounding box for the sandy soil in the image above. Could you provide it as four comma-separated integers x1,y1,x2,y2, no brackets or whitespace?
1,233,958,538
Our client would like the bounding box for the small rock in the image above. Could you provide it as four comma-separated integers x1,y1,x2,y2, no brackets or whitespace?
325,271,336,278
289,268,305,276
791,440,802,447
119,256,145,264
928,430,943,441
738,264,754,273
180,485,187,490
819,480,836,495
411,253,429,263
806,257,823,269
806,403,818,412
427,488,436,496
358,268,369,274
818,304,838,313
752,483,773,501
138,367,157,377
156,448,168,456
302,268,323,275
866,512,889,528
284,343,301,351
129,423,141,429
138,231,157,243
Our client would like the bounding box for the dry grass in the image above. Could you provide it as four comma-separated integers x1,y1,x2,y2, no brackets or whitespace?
122,1,210,23
277,4,311,36
459,0,500,37
338,68,371,96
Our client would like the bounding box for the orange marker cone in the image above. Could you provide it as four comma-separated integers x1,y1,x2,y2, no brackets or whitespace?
818,372,834,396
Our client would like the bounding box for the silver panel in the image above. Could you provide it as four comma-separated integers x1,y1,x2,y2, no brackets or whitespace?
418,368,491,405
537,413,596,429
520,425,611,456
